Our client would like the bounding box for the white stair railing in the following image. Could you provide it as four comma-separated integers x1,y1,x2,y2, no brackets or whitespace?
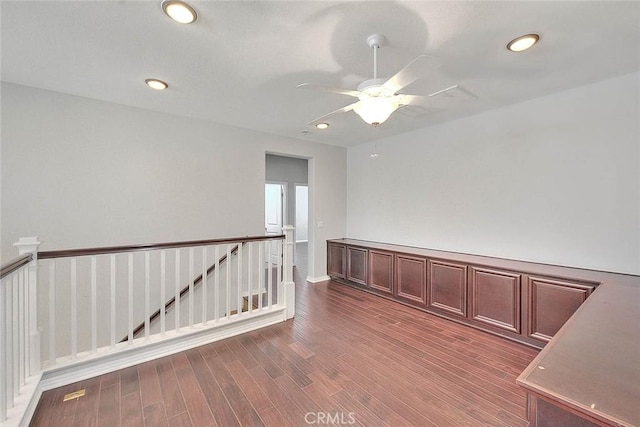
0,238,41,424
35,232,292,369
0,229,294,426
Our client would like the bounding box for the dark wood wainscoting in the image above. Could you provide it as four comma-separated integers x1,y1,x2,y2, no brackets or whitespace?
327,239,600,349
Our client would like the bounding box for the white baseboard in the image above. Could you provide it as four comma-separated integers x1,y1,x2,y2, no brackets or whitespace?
307,275,331,283
14,307,286,426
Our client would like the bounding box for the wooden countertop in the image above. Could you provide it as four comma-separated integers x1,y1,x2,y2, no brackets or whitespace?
328,238,640,426
516,281,640,426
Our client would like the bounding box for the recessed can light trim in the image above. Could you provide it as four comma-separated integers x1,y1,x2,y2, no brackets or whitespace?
161,0,197,24
145,78,168,90
316,123,330,130
507,34,540,52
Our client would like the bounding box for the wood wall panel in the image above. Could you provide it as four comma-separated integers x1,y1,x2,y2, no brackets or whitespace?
471,267,521,333
327,244,346,279
395,255,427,305
428,260,468,317
528,277,594,342
369,250,394,295
347,247,368,286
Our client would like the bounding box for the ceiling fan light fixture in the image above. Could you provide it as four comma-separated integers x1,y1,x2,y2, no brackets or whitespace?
507,34,540,52
354,95,400,126
145,78,168,90
161,0,197,24
315,123,329,130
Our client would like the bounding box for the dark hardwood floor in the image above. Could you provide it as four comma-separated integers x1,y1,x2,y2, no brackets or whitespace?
31,243,539,426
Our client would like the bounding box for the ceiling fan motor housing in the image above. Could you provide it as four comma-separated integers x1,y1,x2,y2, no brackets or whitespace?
367,34,386,48
357,78,389,95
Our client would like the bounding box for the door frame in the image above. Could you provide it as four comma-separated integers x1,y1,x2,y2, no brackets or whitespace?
294,183,309,243
265,152,313,278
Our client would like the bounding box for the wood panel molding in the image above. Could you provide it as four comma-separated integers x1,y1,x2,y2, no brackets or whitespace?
347,247,368,286
470,267,521,333
327,243,346,279
369,250,394,294
428,260,468,317
528,276,593,342
395,255,427,305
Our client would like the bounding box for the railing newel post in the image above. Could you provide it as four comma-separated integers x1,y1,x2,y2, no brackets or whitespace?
13,237,42,375
282,226,295,319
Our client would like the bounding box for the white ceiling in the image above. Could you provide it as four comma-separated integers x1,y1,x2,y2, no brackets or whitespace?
2,1,639,147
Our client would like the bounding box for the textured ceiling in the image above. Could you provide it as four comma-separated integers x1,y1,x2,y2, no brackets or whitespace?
2,1,639,147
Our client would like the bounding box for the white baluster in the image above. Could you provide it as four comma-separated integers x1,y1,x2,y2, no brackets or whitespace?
23,268,30,377
110,255,116,349
247,243,253,314
128,253,134,343
175,249,181,332
70,258,77,359
91,256,97,352
226,246,231,319
257,243,263,311
189,247,194,328
160,250,166,336
214,246,220,322
6,275,14,408
49,261,56,364
18,271,25,387
277,238,282,308
237,244,243,315
145,251,150,339
267,241,272,309
0,276,6,421
202,247,208,325
12,275,19,398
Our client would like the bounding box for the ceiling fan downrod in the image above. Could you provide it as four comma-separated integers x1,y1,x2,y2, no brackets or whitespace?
367,34,385,80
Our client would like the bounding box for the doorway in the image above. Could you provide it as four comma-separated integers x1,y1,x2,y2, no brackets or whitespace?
265,154,309,272
265,182,286,265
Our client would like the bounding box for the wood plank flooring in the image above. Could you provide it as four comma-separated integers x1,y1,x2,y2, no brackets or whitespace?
31,244,539,426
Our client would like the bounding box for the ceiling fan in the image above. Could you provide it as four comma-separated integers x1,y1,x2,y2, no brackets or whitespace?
297,33,457,127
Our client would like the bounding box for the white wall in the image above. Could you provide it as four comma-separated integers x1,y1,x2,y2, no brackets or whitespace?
1,83,346,280
347,72,640,275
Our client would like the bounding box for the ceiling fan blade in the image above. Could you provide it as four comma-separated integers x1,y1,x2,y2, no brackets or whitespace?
399,94,430,106
297,83,361,98
400,86,478,106
382,55,436,93
307,102,360,125
427,85,478,99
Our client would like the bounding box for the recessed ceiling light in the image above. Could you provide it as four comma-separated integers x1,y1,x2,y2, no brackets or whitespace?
507,34,540,52
145,78,168,90
161,0,197,24
316,123,329,130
